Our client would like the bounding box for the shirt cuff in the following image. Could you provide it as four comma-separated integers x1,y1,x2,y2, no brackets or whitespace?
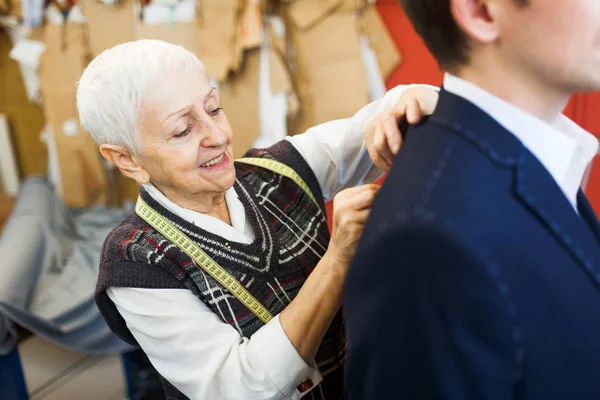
249,315,323,399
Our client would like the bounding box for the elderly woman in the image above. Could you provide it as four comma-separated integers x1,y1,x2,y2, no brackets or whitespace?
78,39,439,400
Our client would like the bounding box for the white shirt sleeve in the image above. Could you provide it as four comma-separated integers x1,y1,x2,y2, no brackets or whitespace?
285,84,440,200
108,287,322,400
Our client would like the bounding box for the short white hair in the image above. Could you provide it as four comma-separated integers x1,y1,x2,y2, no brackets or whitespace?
77,39,204,153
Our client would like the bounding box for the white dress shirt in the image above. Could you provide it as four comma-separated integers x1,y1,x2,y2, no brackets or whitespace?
444,74,599,211
107,84,428,400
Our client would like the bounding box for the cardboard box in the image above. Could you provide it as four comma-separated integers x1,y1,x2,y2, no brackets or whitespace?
0,193,14,233
39,23,107,207
219,39,298,157
269,45,292,94
0,115,20,196
286,4,369,132
115,172,139,204
240,0,263,50
339,0,369,12
361,4,401,80
269,44,301,136
286,0,342,31
79,0,135,57
8,0,21,18
0,0,9,14
196,0,244,81
9,30,47,104
218,49,261,158
266,17,287,59
138,20,198,54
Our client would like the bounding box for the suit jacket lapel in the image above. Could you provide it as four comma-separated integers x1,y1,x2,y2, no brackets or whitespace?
514,148,600,283
432,89,600,285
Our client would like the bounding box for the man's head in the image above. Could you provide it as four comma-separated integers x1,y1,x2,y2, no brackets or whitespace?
399,0,600,95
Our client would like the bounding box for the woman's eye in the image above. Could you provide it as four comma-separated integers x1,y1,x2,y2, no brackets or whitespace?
209,107,223,117
174,125,192,138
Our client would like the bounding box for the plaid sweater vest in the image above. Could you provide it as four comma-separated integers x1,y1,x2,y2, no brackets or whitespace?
96,141,348,400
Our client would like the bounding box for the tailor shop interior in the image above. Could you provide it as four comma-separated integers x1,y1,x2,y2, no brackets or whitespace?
0,0,406,398
2,0,600,399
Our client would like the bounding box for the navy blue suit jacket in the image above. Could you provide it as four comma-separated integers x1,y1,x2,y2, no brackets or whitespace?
344,89,600,399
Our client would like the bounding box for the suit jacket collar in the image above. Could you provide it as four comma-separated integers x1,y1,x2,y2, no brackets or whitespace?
430,88,521,168
429,89,600,287
442,74,598,210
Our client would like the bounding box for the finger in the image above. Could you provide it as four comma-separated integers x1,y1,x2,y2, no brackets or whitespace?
349,185,380,211
381,112,403,155
335,184,379,205
390,99,408,120
405,98,423,125
334,191,378,218
421,90,440,115
358,183,381,192
336,207,372,226
373,120,394,167
366,144,380,169
393,102,410,135
364,119,375,150
369,131,388,171
365,123,382,168
349,208,372,225
337,183,380,197
373,151,391,173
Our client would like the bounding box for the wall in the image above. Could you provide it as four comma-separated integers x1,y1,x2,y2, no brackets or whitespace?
0,30,47,179
570,93,600,210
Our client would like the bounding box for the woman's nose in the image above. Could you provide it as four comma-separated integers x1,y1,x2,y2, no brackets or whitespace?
191,106,227,148
200,125,228,148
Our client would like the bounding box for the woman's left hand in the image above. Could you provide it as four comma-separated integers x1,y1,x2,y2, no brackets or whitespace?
365,86,439,172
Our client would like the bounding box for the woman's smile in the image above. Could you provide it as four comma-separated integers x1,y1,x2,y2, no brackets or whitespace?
199,153,226,168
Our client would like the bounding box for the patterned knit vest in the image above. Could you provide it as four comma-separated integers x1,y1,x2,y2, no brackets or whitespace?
95,141,348,399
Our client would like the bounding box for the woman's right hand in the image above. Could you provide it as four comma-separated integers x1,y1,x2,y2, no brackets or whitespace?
327,184,380,268
279,184,379,362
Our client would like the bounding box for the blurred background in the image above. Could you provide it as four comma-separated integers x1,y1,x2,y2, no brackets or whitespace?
0,0,599,399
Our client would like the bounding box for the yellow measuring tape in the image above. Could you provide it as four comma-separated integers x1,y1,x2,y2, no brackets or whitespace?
236,157,318,208
135,157,320,324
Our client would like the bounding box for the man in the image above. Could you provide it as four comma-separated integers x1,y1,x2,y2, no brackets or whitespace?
344,0,600,399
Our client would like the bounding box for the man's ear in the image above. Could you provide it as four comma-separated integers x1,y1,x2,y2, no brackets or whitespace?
451,0,501,44
99,144,150,185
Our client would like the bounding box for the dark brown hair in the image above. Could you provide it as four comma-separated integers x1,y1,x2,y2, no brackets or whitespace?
398,0,528,72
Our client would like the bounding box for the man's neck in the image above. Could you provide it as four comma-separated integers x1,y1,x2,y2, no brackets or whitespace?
454,62,570,124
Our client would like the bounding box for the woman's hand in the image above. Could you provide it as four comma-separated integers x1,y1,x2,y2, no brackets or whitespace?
327,184,380,268
279,184,379,362
365,86,439,172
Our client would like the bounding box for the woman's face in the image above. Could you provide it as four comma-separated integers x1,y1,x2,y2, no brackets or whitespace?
135,65,236,202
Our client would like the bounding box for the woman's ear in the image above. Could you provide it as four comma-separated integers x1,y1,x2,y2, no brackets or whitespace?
100,144,150,185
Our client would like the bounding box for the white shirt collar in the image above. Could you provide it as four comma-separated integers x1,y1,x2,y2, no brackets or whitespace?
142,182,255,244
444,73,599,209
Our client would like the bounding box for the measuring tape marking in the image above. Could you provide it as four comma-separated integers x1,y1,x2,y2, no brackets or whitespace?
236,157,319,208
135,198,273,324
